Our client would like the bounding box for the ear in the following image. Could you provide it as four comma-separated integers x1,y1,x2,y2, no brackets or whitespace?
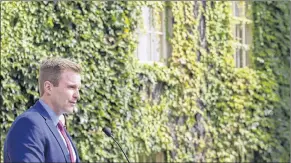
43,81,53,95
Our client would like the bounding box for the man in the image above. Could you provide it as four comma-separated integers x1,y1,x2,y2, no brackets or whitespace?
4,58,82,162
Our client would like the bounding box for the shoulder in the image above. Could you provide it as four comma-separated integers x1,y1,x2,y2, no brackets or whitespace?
17,108,45,122
10,108,46,132
5,111,46,145
6,101,50,139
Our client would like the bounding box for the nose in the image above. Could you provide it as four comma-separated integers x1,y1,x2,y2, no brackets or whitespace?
73,89,80,100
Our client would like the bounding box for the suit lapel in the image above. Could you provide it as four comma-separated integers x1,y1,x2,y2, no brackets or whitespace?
46,119,71,163
33,101,70,163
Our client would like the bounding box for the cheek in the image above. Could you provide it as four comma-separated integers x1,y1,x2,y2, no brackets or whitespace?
63,89,74,98
55,88,74,101
55,89,68,100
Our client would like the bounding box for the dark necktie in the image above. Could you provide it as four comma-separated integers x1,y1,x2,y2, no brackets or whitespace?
57,121,75,163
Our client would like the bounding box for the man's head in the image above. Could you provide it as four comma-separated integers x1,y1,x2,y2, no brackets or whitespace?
39,58,82,115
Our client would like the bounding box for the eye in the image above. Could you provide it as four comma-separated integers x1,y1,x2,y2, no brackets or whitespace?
68,85,76,89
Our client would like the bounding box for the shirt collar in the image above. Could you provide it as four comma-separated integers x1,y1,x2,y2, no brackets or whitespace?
39,99,60,126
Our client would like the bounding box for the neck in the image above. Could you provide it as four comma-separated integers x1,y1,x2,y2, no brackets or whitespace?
40,96,62,116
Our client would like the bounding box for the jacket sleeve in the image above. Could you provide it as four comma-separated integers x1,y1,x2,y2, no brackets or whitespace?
6,116,45,162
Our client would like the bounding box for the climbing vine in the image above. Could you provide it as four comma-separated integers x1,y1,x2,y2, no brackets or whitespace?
252,1,290,161
1,1,289,162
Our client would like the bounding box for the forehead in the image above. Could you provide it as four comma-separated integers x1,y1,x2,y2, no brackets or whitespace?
59,70,81,85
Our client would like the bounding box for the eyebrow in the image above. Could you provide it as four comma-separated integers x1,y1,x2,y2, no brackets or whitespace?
67,83,81,89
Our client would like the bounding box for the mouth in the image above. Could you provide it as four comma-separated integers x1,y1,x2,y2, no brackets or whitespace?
69,101,77,105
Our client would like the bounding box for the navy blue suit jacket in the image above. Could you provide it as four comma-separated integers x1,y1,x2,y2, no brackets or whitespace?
4,100,81,163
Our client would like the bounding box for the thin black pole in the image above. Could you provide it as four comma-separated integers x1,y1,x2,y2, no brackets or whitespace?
289,1,291,163
110,135,130,163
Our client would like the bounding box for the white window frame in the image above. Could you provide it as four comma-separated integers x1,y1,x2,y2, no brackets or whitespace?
136,6,168,64
232,1,252,68
138,151,166,162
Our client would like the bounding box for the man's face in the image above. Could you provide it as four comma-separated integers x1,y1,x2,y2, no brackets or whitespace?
51,70,81,115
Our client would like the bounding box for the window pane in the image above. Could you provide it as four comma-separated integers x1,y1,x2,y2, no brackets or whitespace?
137,33,151,61
245,50,249,66
234,2,244,17
142,7,150,31
235,24,242,43
236,48,240,67
240,48,243,67
234,2,240,17
152,33,162,61
245,24,252,45
158,34,164,61
154,11,163,32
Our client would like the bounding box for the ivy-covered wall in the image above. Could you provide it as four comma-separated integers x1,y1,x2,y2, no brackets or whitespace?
252,1,290,161
1,1,289,162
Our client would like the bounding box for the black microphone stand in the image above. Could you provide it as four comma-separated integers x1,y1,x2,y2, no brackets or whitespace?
109,135,130,163
102,127,130,163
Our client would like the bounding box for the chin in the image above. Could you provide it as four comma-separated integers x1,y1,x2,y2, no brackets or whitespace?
64,108,74,114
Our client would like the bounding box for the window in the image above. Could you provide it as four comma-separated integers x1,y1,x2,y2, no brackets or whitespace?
138,151,166,162
136,6,169,63
232,1,252,68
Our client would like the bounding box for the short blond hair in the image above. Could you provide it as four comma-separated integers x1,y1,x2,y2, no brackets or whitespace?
38,58,82,96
